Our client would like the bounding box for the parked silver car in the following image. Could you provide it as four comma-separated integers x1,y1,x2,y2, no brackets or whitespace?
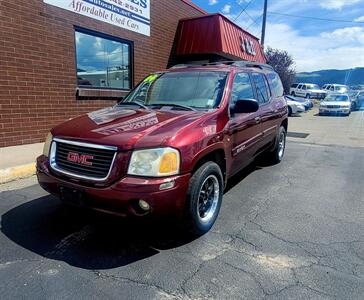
319,94,351,116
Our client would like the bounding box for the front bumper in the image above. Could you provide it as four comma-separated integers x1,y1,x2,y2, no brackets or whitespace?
36,155,190,217
319,107,350,114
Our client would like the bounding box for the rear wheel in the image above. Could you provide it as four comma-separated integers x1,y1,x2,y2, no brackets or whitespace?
288,106,292,117
351,102,357,111
182,162,223,236
306,94,311,99
291,92,296,96
266,126,286,164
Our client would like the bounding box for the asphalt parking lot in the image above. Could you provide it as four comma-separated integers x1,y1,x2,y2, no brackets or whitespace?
0,109,363,300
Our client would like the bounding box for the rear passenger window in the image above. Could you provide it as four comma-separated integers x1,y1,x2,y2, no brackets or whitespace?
230,73,255,107
267,73,284,97
252,73,270,105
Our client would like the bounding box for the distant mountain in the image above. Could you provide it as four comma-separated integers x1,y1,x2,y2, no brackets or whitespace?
296,68,364,87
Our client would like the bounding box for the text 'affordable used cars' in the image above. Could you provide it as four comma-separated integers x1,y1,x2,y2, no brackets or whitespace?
37,61,288,235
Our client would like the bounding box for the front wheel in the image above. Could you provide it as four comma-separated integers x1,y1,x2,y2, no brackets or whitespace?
182,162,223,236
306,94,311,99
266,126,287,164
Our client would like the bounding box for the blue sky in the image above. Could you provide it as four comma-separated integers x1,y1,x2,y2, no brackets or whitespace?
192,0,364,72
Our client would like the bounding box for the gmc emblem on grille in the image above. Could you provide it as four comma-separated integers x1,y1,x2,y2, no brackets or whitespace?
67,152,94,166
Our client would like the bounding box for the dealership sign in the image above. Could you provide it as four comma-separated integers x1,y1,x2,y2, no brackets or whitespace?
44,0,150,36
240,37,256,56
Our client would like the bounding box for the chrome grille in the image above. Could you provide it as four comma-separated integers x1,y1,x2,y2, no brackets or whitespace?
50,138,117,181
327,105,340,109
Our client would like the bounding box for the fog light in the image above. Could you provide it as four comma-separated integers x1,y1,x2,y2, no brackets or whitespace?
159,181,175,190
139,200,150,211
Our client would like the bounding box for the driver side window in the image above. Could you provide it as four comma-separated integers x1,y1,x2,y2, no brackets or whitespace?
230,73,255,109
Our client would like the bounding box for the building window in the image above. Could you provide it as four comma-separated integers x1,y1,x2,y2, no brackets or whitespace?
75,28,132,90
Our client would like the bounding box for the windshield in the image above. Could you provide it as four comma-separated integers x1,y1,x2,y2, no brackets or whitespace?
122,71,228,109
335,86,348,92
324,94,349,102
307,84,320,89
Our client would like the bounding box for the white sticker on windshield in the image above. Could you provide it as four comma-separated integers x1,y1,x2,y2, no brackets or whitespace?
207,99,215,107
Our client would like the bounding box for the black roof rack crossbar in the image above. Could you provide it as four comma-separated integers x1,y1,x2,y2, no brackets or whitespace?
170,60,274,70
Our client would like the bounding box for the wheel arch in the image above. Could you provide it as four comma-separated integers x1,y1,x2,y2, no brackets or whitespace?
281,118,288,133
192,148,227,183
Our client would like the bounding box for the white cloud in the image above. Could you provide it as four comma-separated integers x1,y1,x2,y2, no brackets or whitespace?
354,15,364,22
222,4,232,14
257,22,364,71
208,0,218,5
321,27,364,44
319,0,362,10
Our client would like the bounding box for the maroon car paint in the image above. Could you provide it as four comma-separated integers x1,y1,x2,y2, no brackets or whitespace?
37,65,287,217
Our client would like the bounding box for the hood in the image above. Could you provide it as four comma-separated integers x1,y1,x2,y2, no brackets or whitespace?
321,101,351,106
287,100,303,106
52,106,207,150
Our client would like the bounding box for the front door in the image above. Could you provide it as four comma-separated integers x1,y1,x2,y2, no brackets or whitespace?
227,72,262,176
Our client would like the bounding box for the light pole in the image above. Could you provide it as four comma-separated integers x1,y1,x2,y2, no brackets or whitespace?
261,0,268,47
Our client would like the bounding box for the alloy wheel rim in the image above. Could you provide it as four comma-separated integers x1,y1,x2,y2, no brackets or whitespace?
197,175,220,223
278,132,286,159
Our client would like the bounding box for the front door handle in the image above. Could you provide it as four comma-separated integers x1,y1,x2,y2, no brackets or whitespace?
255,117,261,124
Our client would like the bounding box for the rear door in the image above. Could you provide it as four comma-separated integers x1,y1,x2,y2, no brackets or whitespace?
252,72,281,149
227,72,262,176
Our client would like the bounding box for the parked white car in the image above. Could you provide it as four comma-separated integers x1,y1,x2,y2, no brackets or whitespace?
319,94,351,116
290,83,326,99
322,84,349,94
285,96,306,116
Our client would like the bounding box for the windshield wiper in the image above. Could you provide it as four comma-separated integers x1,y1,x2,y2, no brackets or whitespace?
151,103,197,111
118,101,149,110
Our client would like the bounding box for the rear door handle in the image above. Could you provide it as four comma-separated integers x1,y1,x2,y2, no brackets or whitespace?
255,117,261,124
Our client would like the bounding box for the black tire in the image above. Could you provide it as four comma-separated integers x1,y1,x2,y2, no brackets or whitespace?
291,92,295,96
351,102,357,111
266,126,286,164
288,106,292,117
182,162,223,236
306,94,311,99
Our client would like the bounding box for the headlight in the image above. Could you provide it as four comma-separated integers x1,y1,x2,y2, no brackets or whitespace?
43,132,53,157
127,147,180,177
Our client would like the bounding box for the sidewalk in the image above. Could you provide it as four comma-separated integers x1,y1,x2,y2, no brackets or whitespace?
0,143,43,184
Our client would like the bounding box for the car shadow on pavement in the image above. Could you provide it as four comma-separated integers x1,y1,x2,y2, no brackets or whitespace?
1,162,263,271
1,193,199,270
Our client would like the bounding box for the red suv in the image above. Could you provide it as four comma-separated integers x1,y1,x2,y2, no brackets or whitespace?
37,61,288,235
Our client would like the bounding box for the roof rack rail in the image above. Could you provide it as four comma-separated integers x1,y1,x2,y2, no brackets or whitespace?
170,61,274,70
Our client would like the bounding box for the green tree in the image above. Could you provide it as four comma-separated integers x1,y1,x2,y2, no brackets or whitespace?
265,47,296,93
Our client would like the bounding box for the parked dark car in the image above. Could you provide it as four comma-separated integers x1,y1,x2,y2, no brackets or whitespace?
37,61,288,235
349,90,364,111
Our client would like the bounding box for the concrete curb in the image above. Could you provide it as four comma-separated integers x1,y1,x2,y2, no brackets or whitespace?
0,163,36,184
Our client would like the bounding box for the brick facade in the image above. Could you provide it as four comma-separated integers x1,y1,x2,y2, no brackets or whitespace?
0,0,203,147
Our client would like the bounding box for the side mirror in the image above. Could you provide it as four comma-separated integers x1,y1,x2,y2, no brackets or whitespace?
232,99,259,114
